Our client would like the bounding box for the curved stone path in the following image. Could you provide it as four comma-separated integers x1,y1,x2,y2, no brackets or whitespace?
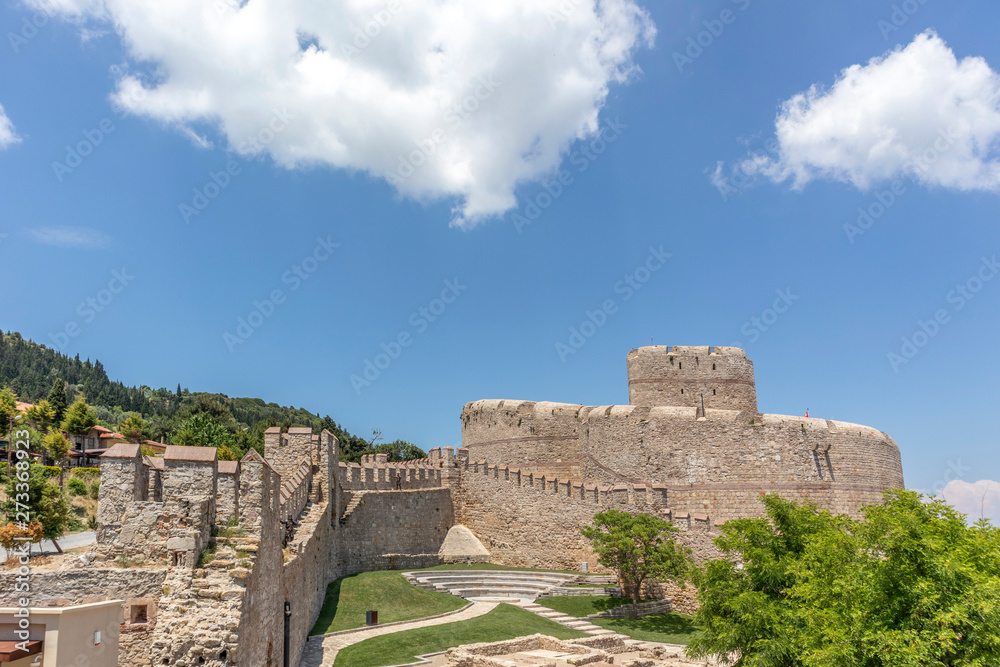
298,601,499,667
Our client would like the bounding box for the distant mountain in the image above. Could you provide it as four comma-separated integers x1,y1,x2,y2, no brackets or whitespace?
0,329,392,461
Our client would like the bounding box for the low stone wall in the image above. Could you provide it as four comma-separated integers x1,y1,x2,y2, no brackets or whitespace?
538,586,621,598
586,598,672,619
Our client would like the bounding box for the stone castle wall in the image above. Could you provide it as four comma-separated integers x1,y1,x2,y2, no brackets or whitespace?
627,345,758,413
461,346,904,523
451,456,720,571
337,489,454,574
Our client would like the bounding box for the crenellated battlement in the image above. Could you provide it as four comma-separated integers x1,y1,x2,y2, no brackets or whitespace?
462,344,904,523
337,458,443,491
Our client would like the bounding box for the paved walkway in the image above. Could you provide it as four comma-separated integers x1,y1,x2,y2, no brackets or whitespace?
298,601,499,667
0,530,95,560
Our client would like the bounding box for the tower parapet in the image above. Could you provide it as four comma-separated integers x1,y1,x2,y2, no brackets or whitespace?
626,345,757,413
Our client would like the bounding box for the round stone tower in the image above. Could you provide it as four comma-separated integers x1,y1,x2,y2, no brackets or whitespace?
626,345,758,413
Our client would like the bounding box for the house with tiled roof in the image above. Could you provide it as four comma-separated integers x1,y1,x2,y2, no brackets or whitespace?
68,425,127,467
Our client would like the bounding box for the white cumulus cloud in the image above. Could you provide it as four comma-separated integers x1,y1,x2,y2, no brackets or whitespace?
939,479,1000,524
29,0,655,227
0,102,18,149
716,31,1000,194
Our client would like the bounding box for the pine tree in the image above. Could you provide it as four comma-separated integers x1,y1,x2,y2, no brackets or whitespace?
61,395,97,435
47,379,67,423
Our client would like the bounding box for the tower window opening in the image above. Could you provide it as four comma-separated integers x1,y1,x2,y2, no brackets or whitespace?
680,389,684,394
713,389,716,395
678,362,682,370
712,364,716,370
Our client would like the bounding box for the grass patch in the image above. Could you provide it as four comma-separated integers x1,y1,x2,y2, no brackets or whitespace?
537,595,648,618
413,563,586,575
332,603,586,667
310,571,466,636
590,612,700,645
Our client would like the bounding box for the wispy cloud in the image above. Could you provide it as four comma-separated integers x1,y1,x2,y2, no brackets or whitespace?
27,225,112,249
0,103,18,149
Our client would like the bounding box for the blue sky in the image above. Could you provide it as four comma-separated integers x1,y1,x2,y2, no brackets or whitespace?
1,1,998,518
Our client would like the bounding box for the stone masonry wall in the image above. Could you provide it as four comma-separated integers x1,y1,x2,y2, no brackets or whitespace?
217,469,239,525
462,400,903,522
282,500,334,667
451,459,719,570
626,345,758,413
337,489,453,575
460,401,586,482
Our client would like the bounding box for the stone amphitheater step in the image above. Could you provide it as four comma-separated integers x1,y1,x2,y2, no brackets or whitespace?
403,570,577,601
514,601,622,637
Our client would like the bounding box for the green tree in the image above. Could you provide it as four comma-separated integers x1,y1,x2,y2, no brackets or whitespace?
173,412,237,454
60,395,97,435
2,461,71,553
118,412,148,443
581,509,694,618
46,379,68,423
374,440,427,462
0,386,20,439
24,399,56,432
43,430,70,465
688,491,1000,667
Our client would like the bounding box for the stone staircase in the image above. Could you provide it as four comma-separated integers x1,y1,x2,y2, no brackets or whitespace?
514,600,619,636
339,493,365,526
403,570,578,601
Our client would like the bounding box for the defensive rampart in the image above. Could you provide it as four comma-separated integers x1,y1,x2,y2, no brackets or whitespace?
449,453,721,569
462,346,904,522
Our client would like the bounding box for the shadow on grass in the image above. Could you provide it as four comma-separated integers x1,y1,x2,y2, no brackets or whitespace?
590,597,652,612
593,611,701,645
617,612,698,634
309,576,345,635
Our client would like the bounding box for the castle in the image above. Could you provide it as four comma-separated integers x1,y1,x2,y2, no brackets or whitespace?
0,345,903,666
462,345,904,521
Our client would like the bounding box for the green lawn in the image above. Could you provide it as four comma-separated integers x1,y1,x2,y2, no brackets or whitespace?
310,571,466,635
332,603,587,667
413,563,586,575
537,595,647,617
590,613,700,645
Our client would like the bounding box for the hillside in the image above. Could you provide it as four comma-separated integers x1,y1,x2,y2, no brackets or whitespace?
0,330,406,461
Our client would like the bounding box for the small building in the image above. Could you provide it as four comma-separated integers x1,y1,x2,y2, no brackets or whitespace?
0,600,122,667
68,426,126,467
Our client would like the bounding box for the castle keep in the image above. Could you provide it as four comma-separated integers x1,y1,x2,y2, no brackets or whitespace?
461,346,905,521
0,345,903,666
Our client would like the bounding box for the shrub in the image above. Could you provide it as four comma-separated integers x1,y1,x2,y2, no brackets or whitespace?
67,515,85,532
89,481,100,500
71,467,100,477
0,522,43,551
67,478,88,496
42,466,62,478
